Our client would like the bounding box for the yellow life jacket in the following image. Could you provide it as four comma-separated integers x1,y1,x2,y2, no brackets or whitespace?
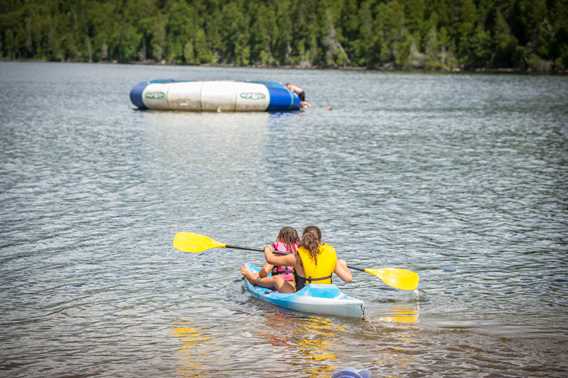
297,243,337,284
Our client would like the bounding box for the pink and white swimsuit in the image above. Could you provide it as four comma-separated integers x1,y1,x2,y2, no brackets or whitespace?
271,241,298,282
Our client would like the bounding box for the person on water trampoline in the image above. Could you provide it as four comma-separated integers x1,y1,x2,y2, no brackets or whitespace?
285,83,312,109
241,226,300,293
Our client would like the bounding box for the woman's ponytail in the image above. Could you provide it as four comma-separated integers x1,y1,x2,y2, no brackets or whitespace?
301,226,322,265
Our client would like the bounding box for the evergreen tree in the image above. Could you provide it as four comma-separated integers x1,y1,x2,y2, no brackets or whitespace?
493,9,519,68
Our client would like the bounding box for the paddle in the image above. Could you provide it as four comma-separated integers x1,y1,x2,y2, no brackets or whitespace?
173,232,420,291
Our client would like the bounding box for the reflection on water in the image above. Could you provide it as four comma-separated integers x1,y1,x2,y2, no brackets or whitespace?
256,312,297,347
142,112,270,174
363,322,420,375
171,321,210,377
295,317,340,360
257,312,346,377
295,317,342,378
376,304,420,324
141,110,270,129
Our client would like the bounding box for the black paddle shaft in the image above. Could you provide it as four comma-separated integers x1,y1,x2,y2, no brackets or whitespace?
225,244,263,252
225,244,291,256
348,265,365,272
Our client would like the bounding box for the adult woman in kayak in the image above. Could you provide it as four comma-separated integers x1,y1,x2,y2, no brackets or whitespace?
264,225,352,291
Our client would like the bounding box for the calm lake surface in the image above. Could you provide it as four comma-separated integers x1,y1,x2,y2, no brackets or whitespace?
1,62,567,377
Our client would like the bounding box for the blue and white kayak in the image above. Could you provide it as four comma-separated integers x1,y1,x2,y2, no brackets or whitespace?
130,80,301,112
243,263,366,319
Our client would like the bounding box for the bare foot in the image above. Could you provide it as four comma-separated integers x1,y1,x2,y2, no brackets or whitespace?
240,265,259,285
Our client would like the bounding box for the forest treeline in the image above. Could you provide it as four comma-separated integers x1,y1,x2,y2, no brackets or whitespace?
1,0,567,72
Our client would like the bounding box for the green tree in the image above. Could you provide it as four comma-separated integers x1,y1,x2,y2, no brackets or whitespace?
404,0,424,37
165,0,198,63
455,0,478,65
270,0,292,64
219,1,250,65
376,0,405,67
249,3,275,65
353,0,374,66
493,9,518,68
468,26,492,68
338,0,360,62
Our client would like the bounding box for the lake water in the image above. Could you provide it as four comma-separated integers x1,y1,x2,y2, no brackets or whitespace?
0,62,567,377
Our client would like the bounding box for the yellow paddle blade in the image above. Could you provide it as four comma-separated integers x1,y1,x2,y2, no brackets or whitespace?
173,232,226,253
364,268,420,291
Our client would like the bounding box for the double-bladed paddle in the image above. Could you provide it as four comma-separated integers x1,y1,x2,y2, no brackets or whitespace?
173,231,420,291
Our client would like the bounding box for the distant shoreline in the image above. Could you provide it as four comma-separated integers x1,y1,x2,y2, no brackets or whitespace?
2,58,567,75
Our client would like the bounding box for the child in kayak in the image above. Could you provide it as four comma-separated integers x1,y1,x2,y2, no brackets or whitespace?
263,226,352,291
240,226,300,293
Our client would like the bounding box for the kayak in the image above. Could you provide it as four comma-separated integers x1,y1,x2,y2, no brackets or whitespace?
243,263,366,319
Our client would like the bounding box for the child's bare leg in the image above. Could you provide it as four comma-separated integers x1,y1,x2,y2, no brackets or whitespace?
273,276,296,293
240,265,260,285
241,265,277,288
255,277,278,289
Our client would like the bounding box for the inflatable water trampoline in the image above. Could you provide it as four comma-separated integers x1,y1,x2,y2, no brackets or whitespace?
130,80,302,112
